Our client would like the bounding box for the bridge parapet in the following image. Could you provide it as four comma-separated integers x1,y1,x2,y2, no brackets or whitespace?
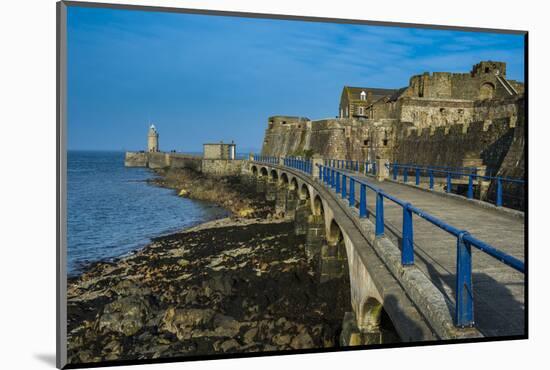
317,163,524,328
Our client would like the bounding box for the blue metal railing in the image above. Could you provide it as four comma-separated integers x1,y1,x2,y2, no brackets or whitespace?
253,154,279,165
253,154,312,175
324,158,377,175
388,163,525,209
284,156,313,175
317,164,524,328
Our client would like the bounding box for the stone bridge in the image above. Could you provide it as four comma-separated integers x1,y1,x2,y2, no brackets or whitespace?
247,159,524,345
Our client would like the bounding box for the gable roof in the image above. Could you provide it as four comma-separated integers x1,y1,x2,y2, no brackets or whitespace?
342,86,401,102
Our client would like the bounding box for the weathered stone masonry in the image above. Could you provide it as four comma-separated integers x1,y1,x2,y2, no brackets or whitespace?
261,61,525,184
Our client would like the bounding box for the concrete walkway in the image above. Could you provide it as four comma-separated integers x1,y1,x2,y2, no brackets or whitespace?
343,173,525,337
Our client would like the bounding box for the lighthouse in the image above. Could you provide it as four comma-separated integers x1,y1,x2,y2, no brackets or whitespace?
147,124,159,152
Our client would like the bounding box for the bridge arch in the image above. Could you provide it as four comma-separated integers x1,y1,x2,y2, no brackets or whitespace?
299,183,311,201
357,297,383,331
270,169,278,182
260,167,268,177
290,177,299,191
328,219,343,246
280,172,289,185
313,195,324,217
251,165,258,177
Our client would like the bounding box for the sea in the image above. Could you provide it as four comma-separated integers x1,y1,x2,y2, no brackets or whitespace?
67,151,229,277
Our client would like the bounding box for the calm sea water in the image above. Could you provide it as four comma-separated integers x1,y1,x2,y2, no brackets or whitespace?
67,151,229,277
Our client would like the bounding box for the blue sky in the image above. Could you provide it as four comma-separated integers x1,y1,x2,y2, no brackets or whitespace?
67,6,525,152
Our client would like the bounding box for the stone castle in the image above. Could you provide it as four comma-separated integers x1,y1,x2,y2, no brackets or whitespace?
261,61,525,180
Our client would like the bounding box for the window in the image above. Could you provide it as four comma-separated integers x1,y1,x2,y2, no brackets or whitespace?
383,139,388,146
360,91,366,101
282,121,287,125
440,108,446,113
359,107,364,115
363,139,369,146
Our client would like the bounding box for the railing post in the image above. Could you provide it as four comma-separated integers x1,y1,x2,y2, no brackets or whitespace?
359,184,368,218
318,165,323,180
355,161,359,172
349,178,355,207
331,168,335,188
496,178,503,207
446,173,452,193
402,203,414,265
467,175,474,199
336,172,341,193
365,162,369,175
375,192,384,236
342,175,347,199
403,167,408,183
393,163,397,180
429,170,434,190
372,162,377,175
455,232,474,327
415,168,420,186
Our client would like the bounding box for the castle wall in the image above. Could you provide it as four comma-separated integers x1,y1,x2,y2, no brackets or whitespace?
398,98,474,128
393,116,520,177
262,118,396,161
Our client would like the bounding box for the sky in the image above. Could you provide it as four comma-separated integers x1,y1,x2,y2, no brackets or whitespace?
67,6,525,152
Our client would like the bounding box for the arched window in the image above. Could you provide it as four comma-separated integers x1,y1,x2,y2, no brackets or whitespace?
360,91,367,101
479,82,495,100
359,107,364,115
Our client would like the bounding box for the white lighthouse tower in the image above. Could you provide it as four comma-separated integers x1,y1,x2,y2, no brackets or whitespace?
147,124,159,152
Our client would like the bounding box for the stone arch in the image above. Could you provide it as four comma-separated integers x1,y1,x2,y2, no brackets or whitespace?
313,195,324,216
357,297,383,331
280,172,289,185
269,169,278,182
251,165,258,176
479,82,495,100
328,219,343,246
260,167,268,177
290,177,299,191
299,183,311,201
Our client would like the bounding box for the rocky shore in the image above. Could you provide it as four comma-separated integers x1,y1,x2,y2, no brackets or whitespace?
67,169,350,364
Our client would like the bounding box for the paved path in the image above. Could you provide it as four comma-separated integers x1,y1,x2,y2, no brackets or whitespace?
342,172,525,337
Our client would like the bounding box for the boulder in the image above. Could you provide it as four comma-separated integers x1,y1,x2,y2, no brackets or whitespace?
290,331,314,349
219,339,240,352
161,307,216,340
97,296,150,336
243,327,258,344
213,314,242,337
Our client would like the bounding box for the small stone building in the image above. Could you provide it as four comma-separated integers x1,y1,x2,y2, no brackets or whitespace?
203,141,237,160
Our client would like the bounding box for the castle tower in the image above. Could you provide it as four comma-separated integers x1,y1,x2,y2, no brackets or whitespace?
147,124,159,152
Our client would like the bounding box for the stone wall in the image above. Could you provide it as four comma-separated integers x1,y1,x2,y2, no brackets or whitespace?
124,152,202,171
124,152,148,167
201,159,244,176
262,118,396,162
